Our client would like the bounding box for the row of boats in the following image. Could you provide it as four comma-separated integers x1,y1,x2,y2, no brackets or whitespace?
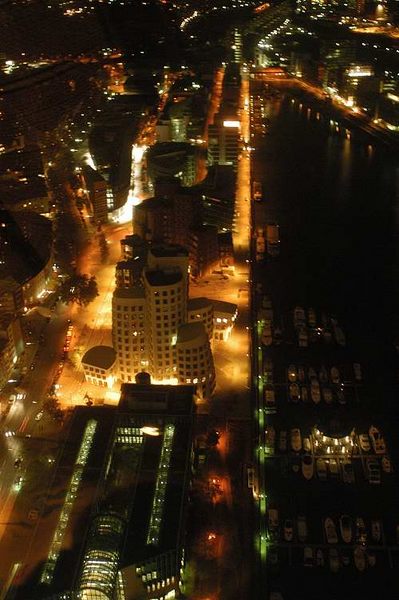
293,306,346,347
268,544,376,573
268,511,383,546
265,426,387,457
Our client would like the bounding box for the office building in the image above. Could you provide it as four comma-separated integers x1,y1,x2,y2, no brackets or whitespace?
176,322,216,400
20,383,196,600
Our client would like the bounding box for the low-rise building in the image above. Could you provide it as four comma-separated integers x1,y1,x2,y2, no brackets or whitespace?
176,321,216,400
187,297,214,340
22,383,196,599
81,345,116,387
212,299,238,341
0,314,24,391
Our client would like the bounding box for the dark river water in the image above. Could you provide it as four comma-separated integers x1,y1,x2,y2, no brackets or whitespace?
253,94,399,425
252,93,399,599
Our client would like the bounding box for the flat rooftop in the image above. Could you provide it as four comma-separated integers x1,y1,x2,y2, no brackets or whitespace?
16,385,195,599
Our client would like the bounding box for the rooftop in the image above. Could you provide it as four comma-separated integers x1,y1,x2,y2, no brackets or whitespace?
150,243,189,258
113,285,146,300
82,345,116,370
211,298,238,316
144,268,182,287
187,297,213,311
176,321,208,344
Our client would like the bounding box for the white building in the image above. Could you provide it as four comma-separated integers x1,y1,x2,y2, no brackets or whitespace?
176,321,216,401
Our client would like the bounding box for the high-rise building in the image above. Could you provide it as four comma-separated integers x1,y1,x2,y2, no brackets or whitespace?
108,241,217,398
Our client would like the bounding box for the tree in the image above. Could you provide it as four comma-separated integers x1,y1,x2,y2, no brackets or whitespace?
59,273,99,306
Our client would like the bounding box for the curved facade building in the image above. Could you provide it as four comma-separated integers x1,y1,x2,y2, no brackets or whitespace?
112,286,147,383
176,321,216,401
144,268,187,382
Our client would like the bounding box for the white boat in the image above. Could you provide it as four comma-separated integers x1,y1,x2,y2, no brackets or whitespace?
294,306,306,325
367,552,376,567
339,515,352,543
302,454,314,480
354,546,366,572
262,295,272,309
371,519,382,543
353,362,362,381
369,426,386,455
298,326,308,347
329,548,340,572
341,551,350,566
358,433,371,453
308,308,317,327
304,546,313,567
333,322,346,346
310,381,321,404
316,548,324,567
322,386,333,404
287,364,297,382
316,458,327,480
298,367,305,382
278,430,287,452
355,517,367,545
382,455,392,473
297,515,308,542
262,328,273,346
324,517,338,544
319,366,328,383
308,367,317,380
264,386,276,408
289,383,300,403
301,386,308,402
330,366,340,383
303,437,311,452
290,428,302,452
265,426,276,452
268,508,279,532
342,460,355,484
283,519,294,542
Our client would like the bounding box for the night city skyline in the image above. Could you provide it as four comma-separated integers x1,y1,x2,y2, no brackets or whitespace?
0,0,399,598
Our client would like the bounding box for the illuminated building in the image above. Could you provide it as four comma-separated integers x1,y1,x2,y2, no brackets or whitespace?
112,285,147,382
22,384,196,599
176,322,216,400
187,297,214,339
208,118,240,170
81,166,109,224
0,209,53,311
81,345,117,388
0,314,24,391
189,225,220,279
144,265,187,382
146,142,198,187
